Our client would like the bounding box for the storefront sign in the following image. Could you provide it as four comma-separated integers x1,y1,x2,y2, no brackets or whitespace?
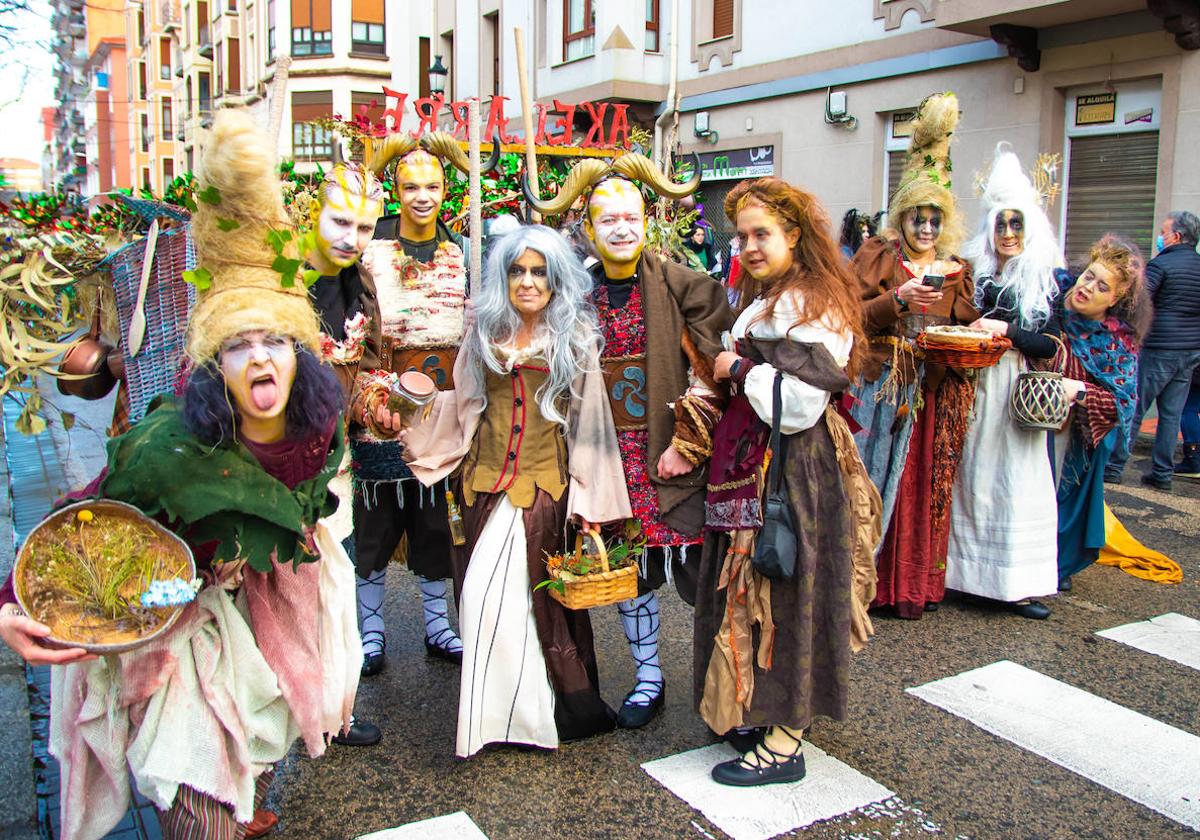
681,146,775,182
891,110,917,138
1075,92,1116,126
375,89,632,149
1124,107,1154,125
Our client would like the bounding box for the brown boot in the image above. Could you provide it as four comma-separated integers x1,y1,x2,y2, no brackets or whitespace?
244,808,279,838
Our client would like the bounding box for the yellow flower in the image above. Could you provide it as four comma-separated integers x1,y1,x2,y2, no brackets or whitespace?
76,510,94,523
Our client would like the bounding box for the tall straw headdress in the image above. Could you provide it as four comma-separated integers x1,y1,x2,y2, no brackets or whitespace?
888,91,964,256
185,108,322,363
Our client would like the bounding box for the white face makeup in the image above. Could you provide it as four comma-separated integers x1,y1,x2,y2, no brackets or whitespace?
316,184,383,270
507,248,552,321
585,179,646,276
902,206,943,257
219,330,297,441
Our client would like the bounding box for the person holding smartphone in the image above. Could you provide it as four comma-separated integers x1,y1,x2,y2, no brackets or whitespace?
848,92,979,620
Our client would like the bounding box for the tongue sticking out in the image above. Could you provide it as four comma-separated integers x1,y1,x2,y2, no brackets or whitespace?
250,378,279,412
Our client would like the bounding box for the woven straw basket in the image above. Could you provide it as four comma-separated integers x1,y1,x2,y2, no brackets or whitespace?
546,529,638,610
1011,370,1070,430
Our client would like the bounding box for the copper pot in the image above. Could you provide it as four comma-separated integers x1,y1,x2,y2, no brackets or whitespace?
57,336,118,400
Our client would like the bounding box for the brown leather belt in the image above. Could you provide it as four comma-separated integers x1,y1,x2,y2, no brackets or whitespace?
601,354,648,432
379,336,457,390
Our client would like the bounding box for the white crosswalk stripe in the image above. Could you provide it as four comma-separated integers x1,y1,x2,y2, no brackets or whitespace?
908,658,1200,831
641,741,893,840
1095,612,1200,672
355,811,490,840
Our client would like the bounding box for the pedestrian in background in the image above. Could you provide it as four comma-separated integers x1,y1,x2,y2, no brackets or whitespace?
1176,366,1200,479
1104,210,1200,490
839,208,877,259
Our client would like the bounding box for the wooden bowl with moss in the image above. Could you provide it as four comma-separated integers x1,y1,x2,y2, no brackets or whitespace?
14,499,197,655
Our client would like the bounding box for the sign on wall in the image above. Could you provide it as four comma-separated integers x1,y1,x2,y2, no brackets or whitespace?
1075,92,1116,126
681,146,775,182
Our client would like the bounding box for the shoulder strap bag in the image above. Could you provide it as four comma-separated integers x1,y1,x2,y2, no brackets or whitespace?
752,371,797,581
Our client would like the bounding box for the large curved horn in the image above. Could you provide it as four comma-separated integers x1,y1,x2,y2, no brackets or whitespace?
363,133,419,176
481,132,502,173
331,132,346,167
420,131,470,176
521,158,611,216
609,152,702,199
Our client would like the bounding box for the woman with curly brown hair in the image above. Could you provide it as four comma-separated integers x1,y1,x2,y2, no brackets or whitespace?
1054,235,1149,590
694,177,881,787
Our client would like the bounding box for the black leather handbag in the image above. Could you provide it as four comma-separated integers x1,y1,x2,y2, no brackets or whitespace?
752,371,797,581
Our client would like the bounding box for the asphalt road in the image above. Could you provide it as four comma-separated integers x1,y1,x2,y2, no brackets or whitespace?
266,453,1200,840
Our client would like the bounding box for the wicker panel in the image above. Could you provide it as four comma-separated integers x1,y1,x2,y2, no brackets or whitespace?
1010,370,1070,430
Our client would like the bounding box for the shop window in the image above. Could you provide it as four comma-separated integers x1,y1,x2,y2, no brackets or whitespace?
292,0,333,56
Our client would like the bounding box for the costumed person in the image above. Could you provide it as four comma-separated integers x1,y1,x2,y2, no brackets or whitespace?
839,208,876,260
695,177,880,787
0,109,361,840
342,132,499,676
401,225,630,756
944,143,1064,619
1054,235,1147,590
848,91,979,619
525,154,734,729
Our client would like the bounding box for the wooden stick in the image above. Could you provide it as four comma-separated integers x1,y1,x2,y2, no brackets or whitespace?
513,26,540,223
468,97,483,298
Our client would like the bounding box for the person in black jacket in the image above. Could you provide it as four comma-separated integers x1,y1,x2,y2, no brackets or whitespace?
1104,210,1200,490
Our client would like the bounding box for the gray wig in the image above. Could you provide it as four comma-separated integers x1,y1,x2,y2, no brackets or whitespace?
463,224,601,427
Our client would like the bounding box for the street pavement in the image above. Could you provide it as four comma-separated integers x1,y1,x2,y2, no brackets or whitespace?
3,392,1198,839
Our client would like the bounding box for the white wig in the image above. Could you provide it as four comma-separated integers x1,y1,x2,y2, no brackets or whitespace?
963,143,1065,330
464,224,600,427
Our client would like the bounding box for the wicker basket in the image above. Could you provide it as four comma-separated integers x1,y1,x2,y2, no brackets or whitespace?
1010,370,1070,430
916,332,1012,369
546,529,639,610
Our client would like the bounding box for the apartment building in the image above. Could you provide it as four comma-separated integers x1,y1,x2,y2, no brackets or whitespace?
466,0,1198,266
126,0,183,193
84,36,133,194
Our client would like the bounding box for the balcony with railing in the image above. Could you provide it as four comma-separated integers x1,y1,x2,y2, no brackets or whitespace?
161,0,181,32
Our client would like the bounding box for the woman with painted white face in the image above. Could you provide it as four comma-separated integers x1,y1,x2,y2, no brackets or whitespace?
848,92,979,620
1053,236,1148,590
401,225,631,757
946,144,1065,619
0,109,359,840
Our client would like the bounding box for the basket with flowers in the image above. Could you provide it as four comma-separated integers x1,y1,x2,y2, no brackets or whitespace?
536,527,642,610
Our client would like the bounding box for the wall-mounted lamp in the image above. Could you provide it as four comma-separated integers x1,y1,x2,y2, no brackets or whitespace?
824,88,858,130
693,111,719,144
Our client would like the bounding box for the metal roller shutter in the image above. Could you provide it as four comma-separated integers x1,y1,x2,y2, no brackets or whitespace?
1064,131,1158,268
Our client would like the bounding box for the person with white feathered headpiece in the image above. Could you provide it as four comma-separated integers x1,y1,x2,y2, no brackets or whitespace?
945,142,1066,620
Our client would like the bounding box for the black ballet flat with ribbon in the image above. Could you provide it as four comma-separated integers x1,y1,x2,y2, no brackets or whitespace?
617,681,664,729
711,732,807,787
361,651,386,677
425,629,464,665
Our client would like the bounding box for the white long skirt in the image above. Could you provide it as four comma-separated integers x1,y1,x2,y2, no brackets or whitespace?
946,350,1058,601
457,495,557,758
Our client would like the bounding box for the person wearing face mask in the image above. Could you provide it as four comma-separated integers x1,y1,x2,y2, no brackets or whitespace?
400,225,629,756
524,155,733,730
338,134,500,679
0,110,360,840
696,177,880,786
1054,236,1150,588
1103,211,1200,490
848,92,979,620
945,144,1065,618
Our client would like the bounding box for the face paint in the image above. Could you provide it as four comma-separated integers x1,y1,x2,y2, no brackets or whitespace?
507,248,552,321
735,203,799,282
1065,261,1120,321
394,151,445,240
993,209,1025,263
902,206,942,257
218,330,297,442
585,179,646,278
315,181,383,271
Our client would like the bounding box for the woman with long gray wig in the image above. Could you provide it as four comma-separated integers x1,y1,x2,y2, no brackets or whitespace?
401,224,633,757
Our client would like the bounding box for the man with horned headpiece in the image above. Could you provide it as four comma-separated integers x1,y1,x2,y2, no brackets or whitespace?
526,154,733,729
340,132,500,678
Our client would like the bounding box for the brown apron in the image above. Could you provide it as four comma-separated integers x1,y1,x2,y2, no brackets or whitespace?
601,354,649,432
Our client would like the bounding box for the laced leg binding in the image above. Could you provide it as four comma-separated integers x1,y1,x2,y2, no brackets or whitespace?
418,576,462,654
738,725,804,770
356,569,386,657
617,591,663,705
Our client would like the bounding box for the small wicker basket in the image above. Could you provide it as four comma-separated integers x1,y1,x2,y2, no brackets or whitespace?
545,529,639,611
1010,370,1070,430
916,332,1012,369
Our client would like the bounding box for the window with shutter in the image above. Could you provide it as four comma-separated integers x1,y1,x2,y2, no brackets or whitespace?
418,36,431,99
292,91,333,160
161,96,173,136
886,149,905,216
228,37,240,92
292,0,332,56
1064,131,1159,268
351,0,385,55
352,90,385,129
159,37,172,80
713,0,733,39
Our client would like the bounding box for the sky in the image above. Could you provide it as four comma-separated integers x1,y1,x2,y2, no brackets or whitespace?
0,1,56,164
